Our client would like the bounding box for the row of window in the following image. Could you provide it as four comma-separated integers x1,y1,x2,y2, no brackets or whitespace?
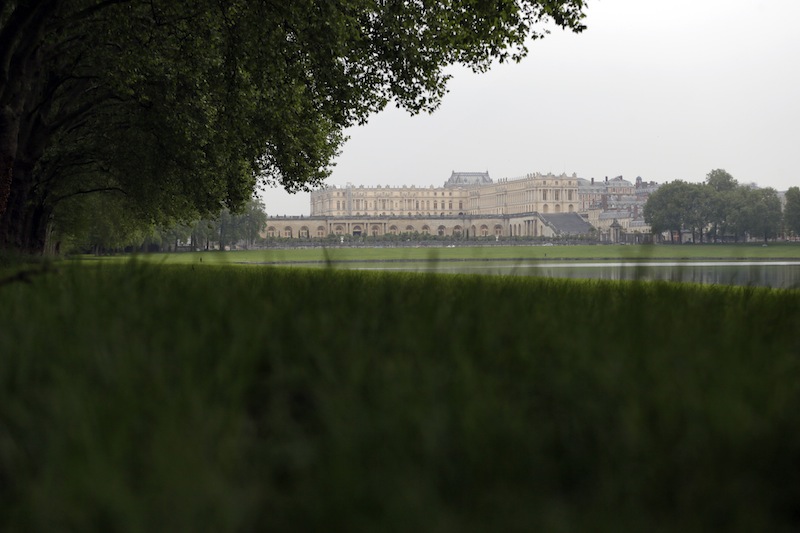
322,190,456,197
266,223,514,238
332,200,465,211
318,190,583,214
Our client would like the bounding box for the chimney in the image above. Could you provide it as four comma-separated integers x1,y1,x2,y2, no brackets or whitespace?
591,177,594,185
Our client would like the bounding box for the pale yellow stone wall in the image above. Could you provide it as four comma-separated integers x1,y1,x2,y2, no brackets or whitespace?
310,185,469,217
470,173,579,215
309,172,579,218
263,213,560,239
284,171,594,241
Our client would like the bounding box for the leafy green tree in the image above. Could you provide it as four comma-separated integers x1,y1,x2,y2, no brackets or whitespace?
239,200,268,249
704,169,737,241
705,169,738,193
1,1,588,253
725,186,752,242
645,170,783,244
191,218,219,252
784,186,800,237
187,199,266,251
54,192,153,254
747,187,782,243
644,180,693,242
144,223,193,253
683,183,716,243
725,186,782,243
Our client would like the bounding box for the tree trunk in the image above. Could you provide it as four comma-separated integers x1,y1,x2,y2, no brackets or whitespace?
0,152,51,253
0,108,21,226
0,108,55,253
0,154,11,225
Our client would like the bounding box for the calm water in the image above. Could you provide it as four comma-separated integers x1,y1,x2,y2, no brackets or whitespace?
356,261,800,289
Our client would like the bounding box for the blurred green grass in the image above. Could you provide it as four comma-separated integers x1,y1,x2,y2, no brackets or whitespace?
70,243,800,266
1,262,800,531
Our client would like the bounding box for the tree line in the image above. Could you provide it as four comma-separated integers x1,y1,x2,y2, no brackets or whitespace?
65,198,267,254
644,169,800,243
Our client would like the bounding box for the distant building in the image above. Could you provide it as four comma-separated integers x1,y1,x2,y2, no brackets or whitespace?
263,170,671,241
267,171,593,240
263,211,593,240
310,171,581,218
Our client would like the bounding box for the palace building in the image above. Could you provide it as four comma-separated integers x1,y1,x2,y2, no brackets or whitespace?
310,171,580,217
265,171,598,240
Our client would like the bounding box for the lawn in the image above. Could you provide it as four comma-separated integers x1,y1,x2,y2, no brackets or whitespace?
74,242,800,267
2,262,800,531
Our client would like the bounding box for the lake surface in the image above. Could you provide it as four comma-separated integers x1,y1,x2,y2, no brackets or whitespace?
355,261,800,289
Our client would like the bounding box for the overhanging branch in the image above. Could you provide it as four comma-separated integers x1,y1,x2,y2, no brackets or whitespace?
53,186,127,204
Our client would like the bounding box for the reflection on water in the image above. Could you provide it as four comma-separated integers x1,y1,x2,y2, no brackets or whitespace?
360,262,800,289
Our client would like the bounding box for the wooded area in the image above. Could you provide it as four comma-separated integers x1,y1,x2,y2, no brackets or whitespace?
643,169,800,243
0,0,587,253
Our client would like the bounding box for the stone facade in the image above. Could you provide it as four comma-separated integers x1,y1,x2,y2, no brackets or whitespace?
577,175,658,232
264,170,660,240
309,171,581,218
265,212,567,240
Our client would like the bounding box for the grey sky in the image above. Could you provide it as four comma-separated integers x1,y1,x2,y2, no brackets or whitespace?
262,0,800,216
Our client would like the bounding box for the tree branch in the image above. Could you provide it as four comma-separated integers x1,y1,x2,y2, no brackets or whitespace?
0,0,58,87
53,186,127,204
60,0,135,27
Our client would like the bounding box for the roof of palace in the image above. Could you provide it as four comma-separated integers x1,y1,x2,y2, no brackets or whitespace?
576,176,635,189
540,213,595,235
444,171,493,187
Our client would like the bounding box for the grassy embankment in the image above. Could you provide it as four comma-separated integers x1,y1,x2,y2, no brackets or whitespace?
2,260,800,531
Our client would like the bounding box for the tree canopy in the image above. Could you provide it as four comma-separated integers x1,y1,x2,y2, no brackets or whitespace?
1,0,587,252
643,170,784,243
784,186,800,237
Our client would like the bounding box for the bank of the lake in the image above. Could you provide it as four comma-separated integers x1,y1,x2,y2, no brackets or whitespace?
72,244,800,288
74,243,800,266
2,263,800,531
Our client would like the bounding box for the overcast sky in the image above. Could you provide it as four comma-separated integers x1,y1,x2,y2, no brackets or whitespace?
261,0,800,216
